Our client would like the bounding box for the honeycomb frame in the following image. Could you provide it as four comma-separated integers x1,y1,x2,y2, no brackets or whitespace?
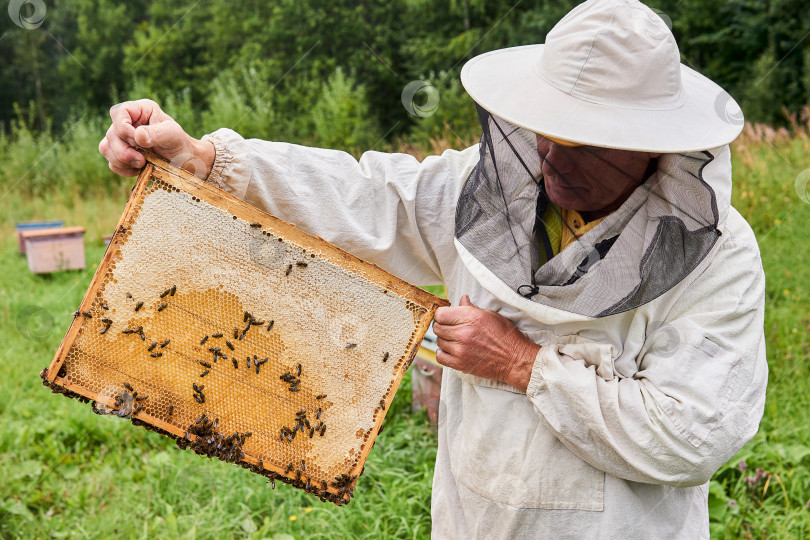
42,151,449,505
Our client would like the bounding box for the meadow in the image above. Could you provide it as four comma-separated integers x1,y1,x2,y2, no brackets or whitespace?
1,120,809,539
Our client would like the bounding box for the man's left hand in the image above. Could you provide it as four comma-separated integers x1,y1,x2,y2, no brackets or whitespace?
433,295,541,392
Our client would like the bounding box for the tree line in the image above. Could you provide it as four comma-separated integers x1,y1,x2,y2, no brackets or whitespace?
2,0,809,149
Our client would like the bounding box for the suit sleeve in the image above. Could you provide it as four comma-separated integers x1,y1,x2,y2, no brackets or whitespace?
201,128,480,285
526,230,768,486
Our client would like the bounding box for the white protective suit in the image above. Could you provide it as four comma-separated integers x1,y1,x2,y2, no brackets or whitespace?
201,127,768,539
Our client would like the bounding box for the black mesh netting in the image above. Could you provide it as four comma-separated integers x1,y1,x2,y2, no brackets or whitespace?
455,106,721,318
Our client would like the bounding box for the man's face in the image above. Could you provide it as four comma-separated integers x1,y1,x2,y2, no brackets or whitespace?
535,134,659,217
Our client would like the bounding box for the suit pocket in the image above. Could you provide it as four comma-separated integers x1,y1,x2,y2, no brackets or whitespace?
448,386,605,510
447,333,612,511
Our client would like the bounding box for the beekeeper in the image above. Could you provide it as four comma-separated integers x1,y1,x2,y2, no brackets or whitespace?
100,0,767,537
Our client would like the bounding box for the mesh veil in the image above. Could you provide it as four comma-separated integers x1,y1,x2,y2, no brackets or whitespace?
455,106,721,318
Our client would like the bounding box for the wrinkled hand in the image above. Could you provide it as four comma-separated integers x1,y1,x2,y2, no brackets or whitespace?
98,99,215,178
433,295,541,392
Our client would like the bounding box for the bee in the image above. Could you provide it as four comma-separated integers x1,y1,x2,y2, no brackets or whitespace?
233,328,239,339
101,318,112,324
160,288,171,298
382,352,389,362
285,264,292,276
200,335,209,345
379,399,386,411
316,408,322,420
249,222,261,228
378,424,385,435
139,331,146,341
133,404,144,415
255,364,261,375
122,329,134,335
150,352,162,358
316,394,326,400
168,404,174,416
100,326,109,335
101,302,109,310
170,285,176,296
309,427,315,438
296,261,308,268
200,361,212,369
320,424,326,436
225,340,234,350
271,479,275,489
135,395,147,402
208,347,221,353
246,357,251,368
301,460,306,471
119,225,127,234
285,463,294,474
266,320,274,331
193,383,204,392
322,480,328,490
195,414,206,425
148,342,158,352
157,303,167,312
194,393,204,404
200,369,210,377
232,358,238,369
161,339,170,348
72,310,80,317
123,382,134,392
297,363,302,376
212,333,223,338
289,387,300,392
135,301,144,311
243,311,251,322
81,311,93,318
126,292,133,299
305,478,311,490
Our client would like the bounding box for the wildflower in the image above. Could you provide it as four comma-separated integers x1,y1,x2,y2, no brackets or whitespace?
738,461,747,473
290,515,297,521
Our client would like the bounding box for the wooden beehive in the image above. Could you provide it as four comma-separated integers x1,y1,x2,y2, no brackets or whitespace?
16,220,64,253
41,152,448,505
22,226,85,273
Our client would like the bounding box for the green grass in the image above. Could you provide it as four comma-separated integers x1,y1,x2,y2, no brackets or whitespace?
1,132,810,539
0,206,436,539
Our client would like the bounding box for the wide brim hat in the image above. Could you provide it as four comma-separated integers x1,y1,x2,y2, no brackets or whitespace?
460,0,744,153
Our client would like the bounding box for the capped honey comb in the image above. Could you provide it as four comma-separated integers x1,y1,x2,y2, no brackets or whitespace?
41,151,448,505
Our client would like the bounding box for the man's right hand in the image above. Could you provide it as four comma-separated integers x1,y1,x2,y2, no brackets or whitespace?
99,99,215,179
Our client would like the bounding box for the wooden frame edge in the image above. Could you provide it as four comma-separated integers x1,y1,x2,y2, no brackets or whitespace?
44,164,155,383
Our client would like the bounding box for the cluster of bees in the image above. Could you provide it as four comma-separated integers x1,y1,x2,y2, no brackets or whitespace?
278,406,327,442
55,243,397,505
177,412,252,463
